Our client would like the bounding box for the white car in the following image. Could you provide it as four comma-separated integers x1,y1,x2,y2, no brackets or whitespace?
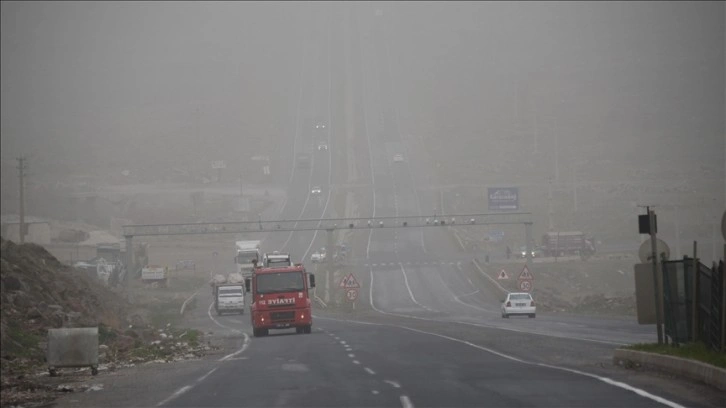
311,186,322,195
317,142,328,151
311,252,325,263
393,154,404,163
501,292,536,318
315,123,327,130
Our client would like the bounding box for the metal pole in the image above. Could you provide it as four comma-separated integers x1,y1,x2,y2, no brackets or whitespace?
525,222,533,273
649,208,664,344
125,235,134,287
691,241,698,341
548,179,554,231
573,166,577,212
554,117,559,184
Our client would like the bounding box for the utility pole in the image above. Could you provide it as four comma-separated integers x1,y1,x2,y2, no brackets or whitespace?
17,157,27,244
647,206,664,344
548,178,554,231
554,116,560,184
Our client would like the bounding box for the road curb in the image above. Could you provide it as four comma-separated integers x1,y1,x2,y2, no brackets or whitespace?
613,349,726,391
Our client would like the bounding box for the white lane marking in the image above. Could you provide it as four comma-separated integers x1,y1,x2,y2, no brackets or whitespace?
156,385,192,407
385,380,401,388
400,395,414,408
397,325,684,408
207,302,242,334
220,332,250,361
364,367,376,375
457,289,480,299
340,341,347,345
399,264,436,312
179,289,199,315
433,267,496,314
372,390,380,395
352,360,360,365
196,368,218,383
348,353,355,358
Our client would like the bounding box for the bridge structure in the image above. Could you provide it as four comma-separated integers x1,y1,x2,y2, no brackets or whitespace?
122,212,536,273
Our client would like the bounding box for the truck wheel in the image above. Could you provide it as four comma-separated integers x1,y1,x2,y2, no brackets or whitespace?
529,314,536,318
216,309,221,316
253,328,260,337
296,327,304,334
304,325,312,334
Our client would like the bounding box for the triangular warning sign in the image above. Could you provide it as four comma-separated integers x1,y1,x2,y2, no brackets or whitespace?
344,273,360,288
339,275,348,288
497,269,509,280
518,265,534,280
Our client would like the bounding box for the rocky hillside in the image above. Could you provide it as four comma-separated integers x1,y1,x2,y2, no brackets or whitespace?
1,238,133,365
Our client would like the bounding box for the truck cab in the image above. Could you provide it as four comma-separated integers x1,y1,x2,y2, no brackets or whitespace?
261,251,292,268
245,264,315,337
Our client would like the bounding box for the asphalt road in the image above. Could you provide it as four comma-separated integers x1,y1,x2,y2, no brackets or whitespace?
72,3,723,408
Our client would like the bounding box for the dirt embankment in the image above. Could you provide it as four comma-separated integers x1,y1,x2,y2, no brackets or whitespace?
0,238,214,407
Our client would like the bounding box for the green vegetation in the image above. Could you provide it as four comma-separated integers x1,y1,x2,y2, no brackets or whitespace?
5,322,43,359
176,328,202,347
625,342,726,369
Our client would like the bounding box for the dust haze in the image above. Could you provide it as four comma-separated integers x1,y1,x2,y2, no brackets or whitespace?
1,2,724,262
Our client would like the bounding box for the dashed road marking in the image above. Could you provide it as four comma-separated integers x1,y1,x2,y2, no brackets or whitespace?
352,360,360,365
400,395,414,408
385,380,401,388
372,390,380,395
348,353,355,358
364,367,376,375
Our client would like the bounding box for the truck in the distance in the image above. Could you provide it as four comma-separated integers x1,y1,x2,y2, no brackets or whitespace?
235,240,261,277
210,273,245,315
245,263,315,337
261,251,292,268
540,231,595,259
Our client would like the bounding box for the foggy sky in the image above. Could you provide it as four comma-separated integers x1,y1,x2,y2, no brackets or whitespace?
1,2,723,193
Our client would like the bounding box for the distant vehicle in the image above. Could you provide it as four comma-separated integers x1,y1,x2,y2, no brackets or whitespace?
311,252,325,263
235,240,261,277
540,231,595,258
393,154,404,163
501,292,536,318
315,122,327,130
518,246,543,259
317,141,328,151
262,251,292,268
311,186,322,195
211,279,245,315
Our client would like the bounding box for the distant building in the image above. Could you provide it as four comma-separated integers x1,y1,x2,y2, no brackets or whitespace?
1,215,51,245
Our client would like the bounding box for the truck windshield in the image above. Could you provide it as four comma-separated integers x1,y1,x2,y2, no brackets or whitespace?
267,258,291,267
256,272,305,294
236,253,258,264
219,287,243,296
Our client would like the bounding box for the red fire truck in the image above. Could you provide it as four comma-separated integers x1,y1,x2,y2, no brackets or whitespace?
245,263,315,337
